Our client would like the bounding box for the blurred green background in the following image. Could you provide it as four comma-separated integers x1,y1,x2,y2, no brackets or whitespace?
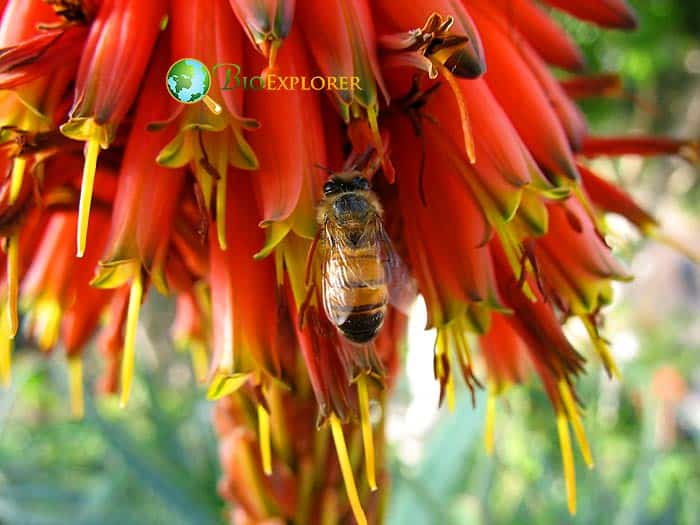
1,1,700,524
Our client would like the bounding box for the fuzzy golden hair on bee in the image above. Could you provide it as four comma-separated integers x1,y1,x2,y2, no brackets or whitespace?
308,169,414,346
317,173,383,227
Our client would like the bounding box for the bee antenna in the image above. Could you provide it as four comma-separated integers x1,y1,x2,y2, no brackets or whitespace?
313,163,333,174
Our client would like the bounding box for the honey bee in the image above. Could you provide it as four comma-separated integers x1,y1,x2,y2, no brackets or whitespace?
313,170,415,344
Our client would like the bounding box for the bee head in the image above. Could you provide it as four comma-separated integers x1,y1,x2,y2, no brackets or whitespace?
323,175,370,196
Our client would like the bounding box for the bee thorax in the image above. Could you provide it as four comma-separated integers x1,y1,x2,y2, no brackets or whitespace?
332,193,371,219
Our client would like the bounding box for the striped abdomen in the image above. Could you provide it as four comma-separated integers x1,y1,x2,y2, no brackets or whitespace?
326,245,388,344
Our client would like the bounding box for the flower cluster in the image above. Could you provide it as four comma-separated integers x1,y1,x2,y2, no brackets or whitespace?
0,1,696,523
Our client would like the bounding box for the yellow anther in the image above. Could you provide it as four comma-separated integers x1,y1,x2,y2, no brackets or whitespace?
558,381,594,468
358,375,377,491
0,312,12,387
6,234,19,338
69,357,84,419
216,172,228,250
557,413,577,516
9,156,26,205
581,316,621,379
258,403,272,475
329,414,368,525
77,139,101,257
120,271,143,407
484,390,496,456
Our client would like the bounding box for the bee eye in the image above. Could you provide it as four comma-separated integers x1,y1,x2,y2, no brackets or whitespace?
324,180,340,196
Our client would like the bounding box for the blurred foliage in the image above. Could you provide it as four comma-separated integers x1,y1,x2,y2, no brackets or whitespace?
0,297,222,525
1,2,700,525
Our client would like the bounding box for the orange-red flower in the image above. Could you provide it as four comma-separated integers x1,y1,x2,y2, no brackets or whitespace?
0,1,695,523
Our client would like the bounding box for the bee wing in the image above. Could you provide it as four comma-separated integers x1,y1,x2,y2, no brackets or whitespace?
320,223,364,327
377,225,417,316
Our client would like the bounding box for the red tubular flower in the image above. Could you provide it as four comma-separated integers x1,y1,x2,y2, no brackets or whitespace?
581,135,700,164
156,0,258,250
244,27,327,255
228,0,295,70
372,0,485,78
60,0,168,257
0,25,86,90
20,207,111,416
579,163,658,233
89,40,186,407
490,241,593,514
561,73,624,100
296,0,392,177
541,0,638,29
0,1,696,523
490,0,584,71
0,0,82,334
467,4,580,181
207,168,285,394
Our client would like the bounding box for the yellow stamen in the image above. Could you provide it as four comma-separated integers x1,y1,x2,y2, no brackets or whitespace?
367,105,383,157
77,139,101,257
216,173,227,250
436,63,476,164
190,341,208,382
581,316,621,379
36,299,61,351
557,413,577,516
68,357,84,419
558,381,594,468
0,313,12,387
9,156,26,205
357,375,377,491
258,403,272,475
495,226,537,301
437,329,456,412
202,95,222,115
329,414,368,525
446,370,456,413
6,233,19,338
267,39,281,72
120,272,143,408
484,390,496,456
650,230,700,264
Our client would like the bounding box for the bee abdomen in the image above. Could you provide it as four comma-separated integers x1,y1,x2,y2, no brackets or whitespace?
339,308,386,344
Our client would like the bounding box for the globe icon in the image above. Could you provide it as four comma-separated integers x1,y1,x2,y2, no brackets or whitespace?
166,58,212,104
